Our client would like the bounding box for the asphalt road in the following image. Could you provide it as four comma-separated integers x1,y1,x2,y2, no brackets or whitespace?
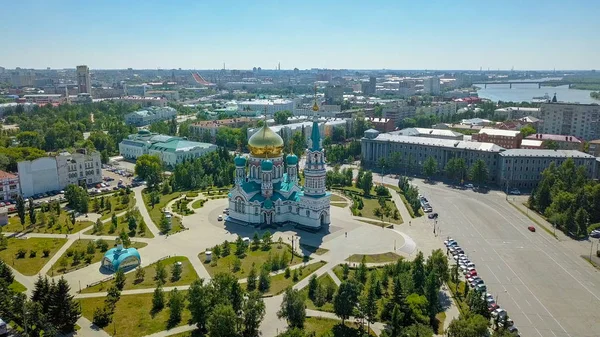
412,180,600,337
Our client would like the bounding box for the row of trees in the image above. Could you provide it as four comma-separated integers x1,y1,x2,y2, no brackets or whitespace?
529,158,600,238
324,141,361,165
0,268,81,337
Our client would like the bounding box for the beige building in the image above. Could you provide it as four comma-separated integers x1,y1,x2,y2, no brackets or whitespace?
472,128,522,149
76,65,91,94
538,102,600,141
587,139,600,157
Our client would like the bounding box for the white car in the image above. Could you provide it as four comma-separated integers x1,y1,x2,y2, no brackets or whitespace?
491,308,507,319
465,183,474,189
444,239,456,246
217,215,223,221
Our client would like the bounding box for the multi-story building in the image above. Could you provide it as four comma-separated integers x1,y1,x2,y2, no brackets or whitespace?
538,102,600,141
361,76,376,96
10,70,35,87
472,128,522,149
324,85,344,105
190,118,254,139
18,149,102,197
120,96,167,107
124,106,177,126
145,90,180,101
525,134,583,151
520,139,544,149
23,94,63,104
124,84,150,96
498,149,597,190
236,99,295,115
494,107,541,120
391,128,463,140
367,117,395,133
588,139,600,157
76,65,91,94
119,131,217,167
382,103,417,126
423,76,441,95
361,129,503,182
0,171,20,202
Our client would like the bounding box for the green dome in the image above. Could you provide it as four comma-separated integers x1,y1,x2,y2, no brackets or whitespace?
264,198,273,209
234,156,247,166
286,154,298,165
261,160,273,171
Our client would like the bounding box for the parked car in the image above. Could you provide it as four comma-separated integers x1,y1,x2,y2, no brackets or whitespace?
217,215,223,221
0,317,7,336
492,308,507,319
475,284,487,293
488,303,499,312
528,225,536,232
509,188,521,195
444,239,457,246
428,212,439,219
507,326,519,336
590,230,600,239
465,183,474,189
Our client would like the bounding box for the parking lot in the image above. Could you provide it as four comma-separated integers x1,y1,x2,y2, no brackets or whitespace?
413,180,600,337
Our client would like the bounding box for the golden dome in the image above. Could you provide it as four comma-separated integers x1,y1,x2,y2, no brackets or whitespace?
248,125,284,158
312,101,319,112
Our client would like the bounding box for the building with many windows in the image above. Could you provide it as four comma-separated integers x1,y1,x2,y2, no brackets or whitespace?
235,99,295,115
472,128,522,149
76,65,91,94
190,118,254,140
525,134,583,151
124,106,177,126
0,170,20,202
538,102,600,141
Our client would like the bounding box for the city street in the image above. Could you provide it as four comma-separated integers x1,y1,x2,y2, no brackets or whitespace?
411,179,600,337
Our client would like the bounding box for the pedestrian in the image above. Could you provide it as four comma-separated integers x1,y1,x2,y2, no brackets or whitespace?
409,221,411,226
345,232,347,238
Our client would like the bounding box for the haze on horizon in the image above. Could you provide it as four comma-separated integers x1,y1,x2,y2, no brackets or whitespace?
3,0,599,71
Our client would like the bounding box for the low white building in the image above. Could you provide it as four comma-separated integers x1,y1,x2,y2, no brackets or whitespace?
124,106,177,126
18,149,102,197
236,99,296,115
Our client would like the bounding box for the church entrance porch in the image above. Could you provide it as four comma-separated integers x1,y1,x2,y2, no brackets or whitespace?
262,211,274,225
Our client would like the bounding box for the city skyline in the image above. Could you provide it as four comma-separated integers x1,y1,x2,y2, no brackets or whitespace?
3,0,600,70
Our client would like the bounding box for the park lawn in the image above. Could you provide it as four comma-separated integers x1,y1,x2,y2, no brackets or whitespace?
5,212,93,234
142,191,184,234
83,209,154,238
436,312,446,334
190,199,207,209
399,193,424,218
172,197,195,216
358,197,403,225
9,280,27,293
48,239,148,276
81,256,198,293
265,261,326,296
299,244,329,256
164,331,203,337
94,192,136,221
346,252,401,264
0,237,67,276
330,194,347,202
79,291,191,337
302,273,338,312
304,317,376,337
331,202,348,208
199,243,303,279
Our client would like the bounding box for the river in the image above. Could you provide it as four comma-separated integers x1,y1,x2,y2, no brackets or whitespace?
474,84,599,104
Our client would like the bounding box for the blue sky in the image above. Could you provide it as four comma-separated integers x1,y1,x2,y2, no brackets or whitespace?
4,0,599,70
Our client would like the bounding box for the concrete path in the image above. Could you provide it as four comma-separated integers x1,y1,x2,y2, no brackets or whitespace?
133,187,162,237
387,186,413,225
142,324,196,337
327,269,342,286
76,285,192,299
72,317,111,337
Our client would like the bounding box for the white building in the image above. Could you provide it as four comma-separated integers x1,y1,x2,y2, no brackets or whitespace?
538,102,600,141
23,94,63,104
18,150,102,197
423,76,441,95
0,170,20,202
494,107,541,120
124,106,177,126
416,102,457,116
146,90,180,101
236,99,295,115
119,131,216,167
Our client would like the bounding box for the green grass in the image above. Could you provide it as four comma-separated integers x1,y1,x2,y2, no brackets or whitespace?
299,244,329,256
199,243,303,279
163,330,203,337
302,273,338,312
399,193,423,218
48,239,147,276
5,210,93,234
331,202,348,208
83,209,154,238
81,256,198,293
436,311,446,334
346,252,401,264
191,199,207,209
359,197,403,225
265,261,326,296
330,194,346,202
172,197,195,216
93,192,136,221
79,291,191,337
383,184,401,193
357,219,393,228
447,280,469,314
142,191,184,234
304,317,376,337
0,237,67,275
9,280,27,293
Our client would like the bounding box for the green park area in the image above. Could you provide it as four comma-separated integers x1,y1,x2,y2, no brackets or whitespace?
330,194,348,208
299,244,329,256
48,239,147,276
191,198,207,209
199,239,304,279
265,261,325,296
346,252,401,264
304,317,376,337
142,191,185,234
9,280,27,293
92,191,136,221
5,210,93,234
81,256,198,293
0,237,67,275
301,273,338,312
79,291,191,337
84,208,154,238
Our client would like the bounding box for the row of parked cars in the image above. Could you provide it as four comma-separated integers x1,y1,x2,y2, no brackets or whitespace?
445,238,520,336
103,165,133,177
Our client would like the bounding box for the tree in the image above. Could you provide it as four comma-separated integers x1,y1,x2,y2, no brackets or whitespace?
247,265,257,291
242,291,266,337
308,274,319,301
167,288,185,327
278,287,306,329
208,304,238,337
114,269,126,290
359,170,373,196
159,213,171,233
49,277,81,332
28,199,36,225
187,279,212,330
64,184,89,213
404,323,434,337
135,154,163,189
342,263,350,280
574,207,589,237
155,261,167,285
545,139,559,150
360,282,378,332
520,125,536,137
149,190,161,209
447,314,489,337
258,267,271,292
171,262,182,282
135,266,145,283
128,215,137,232
152,286,165,313
251,232,260,251
390,305,403,337
469,159,489,187
236,235,247,257
16,195,26,230
261,231,272,250
424,271,440,321
355,256,368,284
333,281,360,325
412,251,426,295
274,110,293,124
422,156,438,180
406,294,430,325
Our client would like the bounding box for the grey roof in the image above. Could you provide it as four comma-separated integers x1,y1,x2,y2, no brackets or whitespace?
499,149,595,159
371,134,505,152
391,128,462,138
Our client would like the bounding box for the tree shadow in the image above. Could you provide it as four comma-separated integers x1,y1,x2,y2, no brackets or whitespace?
439,288,453,310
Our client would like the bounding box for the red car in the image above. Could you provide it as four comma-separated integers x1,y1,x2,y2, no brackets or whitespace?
488,303,499,312
468,270,478,277
528,226,536,232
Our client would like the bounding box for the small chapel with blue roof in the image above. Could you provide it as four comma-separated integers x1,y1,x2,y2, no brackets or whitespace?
228,103,330,230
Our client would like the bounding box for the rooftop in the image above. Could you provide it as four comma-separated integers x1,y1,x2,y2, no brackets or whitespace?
149,138,215,152
478,128,521,137
391,127,462,138
525,134,582,143
500,149,594,158
520,139,544,147
371,134,505,152
0,170,17,180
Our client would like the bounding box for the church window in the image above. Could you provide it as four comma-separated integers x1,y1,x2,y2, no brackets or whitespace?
255,207,258,214
277,207,280,214
306,210,310,216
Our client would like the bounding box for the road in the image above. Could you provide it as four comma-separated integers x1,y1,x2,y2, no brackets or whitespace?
412,179,600,337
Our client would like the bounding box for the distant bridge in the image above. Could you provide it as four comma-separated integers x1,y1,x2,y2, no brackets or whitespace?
474,80,576,89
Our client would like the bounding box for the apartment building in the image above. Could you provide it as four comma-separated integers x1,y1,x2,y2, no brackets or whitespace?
538,102,600,141
472,128,522,149
0,171,20,202
525,134,583,151
190,118,254,139
124,106,177,126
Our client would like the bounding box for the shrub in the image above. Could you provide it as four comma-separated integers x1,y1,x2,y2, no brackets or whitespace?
66,249,75,257
42,249,51,257
29,250,37,258
16,249,27,258
92,305,113,327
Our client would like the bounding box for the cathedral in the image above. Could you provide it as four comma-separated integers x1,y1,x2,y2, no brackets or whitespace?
227,105,330,230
